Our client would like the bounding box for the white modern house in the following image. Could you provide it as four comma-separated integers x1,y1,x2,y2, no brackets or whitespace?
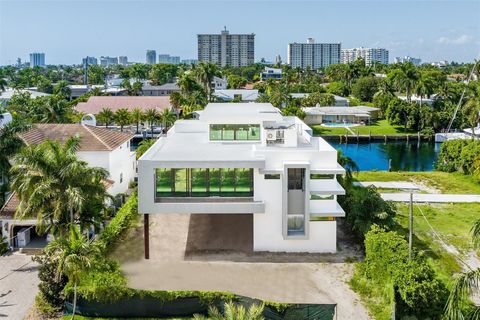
138,103,345,258
303,106,380,125
260,67,283,80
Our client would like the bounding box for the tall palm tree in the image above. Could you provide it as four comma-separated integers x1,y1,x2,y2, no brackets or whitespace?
10,136,111,235
114,108,131,132
53,80,72,99
136,139,156,160
389,62,419,102
144,108,159,138
415,74,434,107
337,149,359,188
195,62,219,101
177,72,199,97
159,109,176,132
463,89,480,138
130,107,144,133
46,227,100,319
445,218,480,319
96,107,115,128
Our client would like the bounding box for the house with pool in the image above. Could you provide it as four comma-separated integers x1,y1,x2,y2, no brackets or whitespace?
138,103,346,258
303,106,380,126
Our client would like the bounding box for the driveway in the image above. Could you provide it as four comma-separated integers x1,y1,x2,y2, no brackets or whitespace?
116,214,370,320
0,253,39,320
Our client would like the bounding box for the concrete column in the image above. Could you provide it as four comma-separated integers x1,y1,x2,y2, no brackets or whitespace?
144,214,149,259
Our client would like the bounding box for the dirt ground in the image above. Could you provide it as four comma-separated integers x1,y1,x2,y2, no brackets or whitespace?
115,214,371,320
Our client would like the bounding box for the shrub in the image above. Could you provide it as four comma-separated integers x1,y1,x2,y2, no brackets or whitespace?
34,292,61,317
353,226,448,319
436,139,480,175
97,192,138,255
0,236,8,255
32,252,68,308
340,186,396,239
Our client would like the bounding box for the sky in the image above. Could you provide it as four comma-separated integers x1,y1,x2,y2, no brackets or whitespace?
0,0,479,66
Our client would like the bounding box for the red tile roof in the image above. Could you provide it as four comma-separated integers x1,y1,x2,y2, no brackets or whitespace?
0,193,19,219
76,96,172,114
19,124,133,152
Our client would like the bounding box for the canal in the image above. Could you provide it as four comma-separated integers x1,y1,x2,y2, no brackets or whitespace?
328,141,441,172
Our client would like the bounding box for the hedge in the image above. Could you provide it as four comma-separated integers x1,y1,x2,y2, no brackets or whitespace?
436,139,480,175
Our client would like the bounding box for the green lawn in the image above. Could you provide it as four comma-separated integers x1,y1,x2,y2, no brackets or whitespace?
354,171,480,194
394,203,480,284
312,119,417,136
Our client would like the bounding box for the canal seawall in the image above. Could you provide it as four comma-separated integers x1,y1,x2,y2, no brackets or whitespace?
319,134,433,143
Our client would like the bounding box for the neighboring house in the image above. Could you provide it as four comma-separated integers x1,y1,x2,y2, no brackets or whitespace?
303,106,379,125
68,85,108,98
260,67,282,81
398,95,436,105
211,76,228,91
75,96,172,114
213,89,259,102
0,89,51,106
142,83,181,96
290,93,349,107
138,103,346,258
0,123,136,249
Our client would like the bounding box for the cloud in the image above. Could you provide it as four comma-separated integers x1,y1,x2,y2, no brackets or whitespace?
437,34,473,45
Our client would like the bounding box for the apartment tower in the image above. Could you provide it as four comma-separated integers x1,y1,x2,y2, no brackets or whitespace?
197,28,255,67
287,38,340,69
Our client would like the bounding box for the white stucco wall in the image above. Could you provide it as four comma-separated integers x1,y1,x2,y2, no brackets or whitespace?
77,140,135,195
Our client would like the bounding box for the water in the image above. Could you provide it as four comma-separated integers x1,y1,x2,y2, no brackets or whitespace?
328,141,442,171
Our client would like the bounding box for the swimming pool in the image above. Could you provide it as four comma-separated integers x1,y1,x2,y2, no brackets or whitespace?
322,123,358,127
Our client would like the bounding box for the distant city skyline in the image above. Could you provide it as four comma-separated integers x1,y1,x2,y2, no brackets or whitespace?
0,0,479,66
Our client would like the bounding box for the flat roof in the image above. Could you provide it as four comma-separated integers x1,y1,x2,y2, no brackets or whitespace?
304,106,379,116
199,103,283,123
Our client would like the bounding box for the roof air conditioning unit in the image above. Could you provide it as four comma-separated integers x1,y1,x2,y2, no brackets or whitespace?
266,130,277,141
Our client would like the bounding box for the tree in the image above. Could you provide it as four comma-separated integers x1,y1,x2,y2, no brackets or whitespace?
195,62,219,101
53,80,71,99
136,139,156,159
96,107,115,128
0,78,6,92
388,62,419,102
149,64,178,85
159,108,176,132
45,227,100,319
194,301,265,320
10,136,111,235
130,107,144,133
37,77,53,94
414,74,434,106
144,108,159,138
351,76,381,102
227,75,247,89
114,108,131,131
463,84,480,136
337,149,359,187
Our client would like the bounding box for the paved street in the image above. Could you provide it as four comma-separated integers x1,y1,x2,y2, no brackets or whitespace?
381,193,480,203
0,253,39,320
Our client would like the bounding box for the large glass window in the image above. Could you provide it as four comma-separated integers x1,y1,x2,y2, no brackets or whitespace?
155,168,254,198
209,124,260,141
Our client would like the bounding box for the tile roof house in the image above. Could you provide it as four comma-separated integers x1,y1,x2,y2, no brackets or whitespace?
0,123,137,249
75,96,172,114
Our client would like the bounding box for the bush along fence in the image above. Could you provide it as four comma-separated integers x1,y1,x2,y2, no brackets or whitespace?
64,293,337,320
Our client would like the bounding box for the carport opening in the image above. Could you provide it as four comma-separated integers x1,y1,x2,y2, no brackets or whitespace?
185,214,253,255
12,225,48,249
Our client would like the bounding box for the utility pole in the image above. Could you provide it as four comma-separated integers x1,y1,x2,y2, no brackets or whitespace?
409,191,413,259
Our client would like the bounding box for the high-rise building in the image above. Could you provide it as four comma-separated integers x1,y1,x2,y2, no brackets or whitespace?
197,28,255,67
287,38,340,69
394,56,422,66
181,58,198,65
99,56,118,67
146,50,156,64
341,47,389,66
119,56,128,66
29,52,46,67
158,54,181,64
82,56,98,65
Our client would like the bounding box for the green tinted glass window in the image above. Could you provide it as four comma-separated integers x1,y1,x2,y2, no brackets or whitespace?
209,168,221,196
221,168,236,196
156,168,173,197
173,169,187,196
236,168,253,195
209,125,223,140
222,126,235,140
310,174,335,179
191,168,208,197
248,125,260,140
235,126,249,140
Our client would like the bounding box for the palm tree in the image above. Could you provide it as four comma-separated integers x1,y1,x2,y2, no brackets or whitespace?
194,301,265,320
337,149,359,188
53,80,72,99
144,108,159,138
169,91,184,116
177,72,199,97
114,108,131,132
0,78,7,92
464,91,480,138
159,109,176,132
389,62,419,102
445,218,480,319
96,107,115,128
10,136,111,235
415,74,434,106
130,107,144,133
136,139,156,159
195,62,219,101
45,227,100,319
131,81,143,96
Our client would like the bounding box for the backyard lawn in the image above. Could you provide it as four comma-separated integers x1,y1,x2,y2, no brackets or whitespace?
312,119,417,136
354,171,480,194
